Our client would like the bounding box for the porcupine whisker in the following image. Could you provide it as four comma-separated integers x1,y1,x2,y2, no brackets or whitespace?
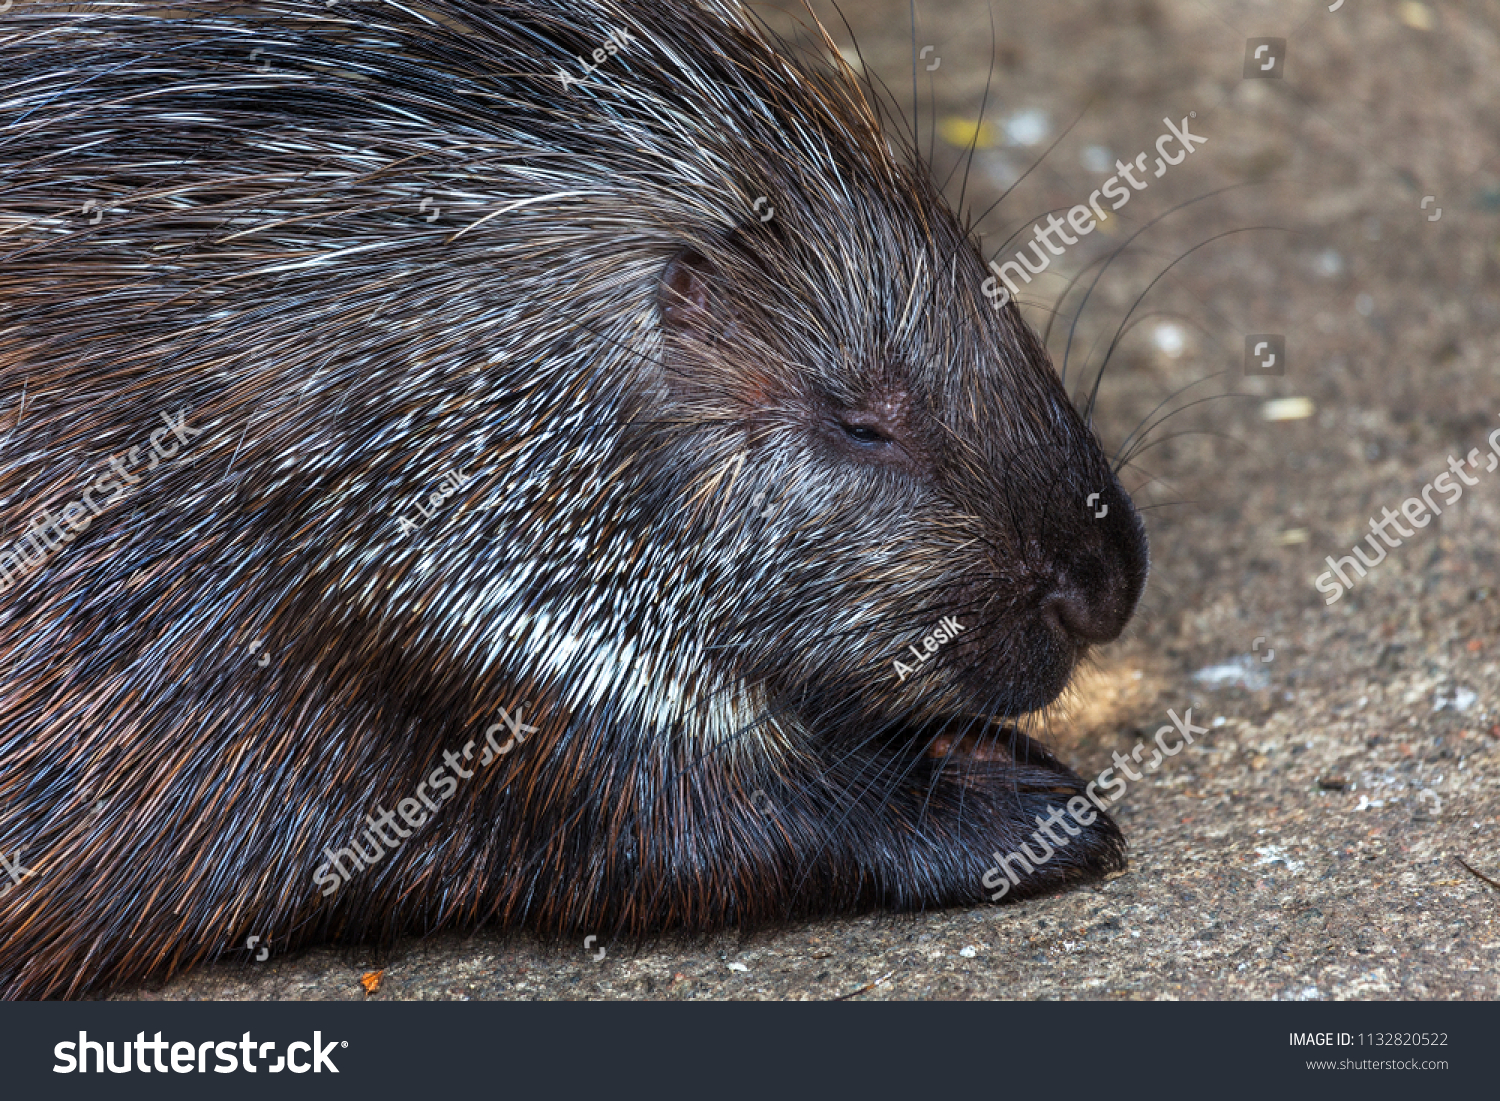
918,1,938,171
814,610,1028,783
1074,301,1236,426
1115,390,1259,473
1083,227,1287,426
1058,182,1264,394
785,684,1041,916
1132,499,1198,515
1042,251,1121,364
950,4,998,223
968,102,1094,246
1119,427,1248,473
778,733,924,913
1108,376,1238,472
1079,306,1220,378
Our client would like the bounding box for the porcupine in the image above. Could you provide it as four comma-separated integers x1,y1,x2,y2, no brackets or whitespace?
0,0,1148,998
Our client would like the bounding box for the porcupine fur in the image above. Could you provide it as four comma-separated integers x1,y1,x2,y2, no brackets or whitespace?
0,0,1148,998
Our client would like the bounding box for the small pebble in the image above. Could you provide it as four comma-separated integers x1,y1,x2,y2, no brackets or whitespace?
1262,397,1315,422
1434,687,1478,712
1152,321,1186,358
1080,144,1114,173
1398,1,1434,30
1002,107,1049,146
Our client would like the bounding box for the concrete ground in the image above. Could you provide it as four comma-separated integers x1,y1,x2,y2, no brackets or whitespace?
121,0,1500,1000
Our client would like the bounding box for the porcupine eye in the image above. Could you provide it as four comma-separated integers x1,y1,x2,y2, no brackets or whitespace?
826,400,914,468
837,421,892,447
659,245,911,464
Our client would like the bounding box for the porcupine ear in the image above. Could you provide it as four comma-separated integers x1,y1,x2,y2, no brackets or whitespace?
658,247,720,336
659,215,787,338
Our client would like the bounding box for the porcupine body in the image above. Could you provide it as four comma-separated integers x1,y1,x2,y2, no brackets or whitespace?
0,0,1148,998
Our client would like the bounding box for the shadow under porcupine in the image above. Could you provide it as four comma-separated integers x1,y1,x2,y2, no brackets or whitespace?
0,0,1146,998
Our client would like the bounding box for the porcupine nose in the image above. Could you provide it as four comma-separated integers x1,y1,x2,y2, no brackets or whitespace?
1041,585,1131,644
1039,483,1148,645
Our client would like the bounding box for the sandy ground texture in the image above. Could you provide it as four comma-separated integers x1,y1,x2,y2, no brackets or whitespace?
118,0,1500,1000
